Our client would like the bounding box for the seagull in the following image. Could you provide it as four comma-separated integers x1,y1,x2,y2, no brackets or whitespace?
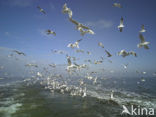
87,51,91,55
141,77,146,82
122,64,128,69
69,18,95,36
105,50,112,57
49,64,56,68
98,42,104,48
25,64,38,68
52,50,66,54
46,29,56,36
129,51,137,57
66,55,77,71
75,49,84,53
37,6,46,14
118,17,124,32
62,3,73,18
13,50,26,56
37,72,42,77
69,18,89,30
122,105,131,115
94,60,103,64
142,71,146,74
137,33,150,49
113,3,122,8
67,39,82,49
139,24,146,33
80,29,95,36
118,50,129,57
110,90,114,100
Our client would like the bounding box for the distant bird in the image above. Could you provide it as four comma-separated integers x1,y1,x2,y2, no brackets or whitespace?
129,51,137,57
113,3,122,8
75,49,84,53
118,50,137,57
137,33,150,49
118,17,124,32
139,25,146,33
49,64,56,68
105,50,112,57
142,71,147,74
141,77,146,82
25,64,38,68
37,6,46,14
13,50,26,56
62,3,73,18
94,60,103,64
98,42,104,48
66,55,77,71
110,90,114,100
37,72,42,77
87,51,91,55
67,39,82,49
52,50,66,54
46,29,56,36
122,64,128,69
118,50,129,57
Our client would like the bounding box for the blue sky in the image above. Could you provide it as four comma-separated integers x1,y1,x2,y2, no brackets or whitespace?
0,0,156,76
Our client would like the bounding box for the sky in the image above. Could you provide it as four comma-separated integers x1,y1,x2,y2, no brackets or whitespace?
0,0,156,77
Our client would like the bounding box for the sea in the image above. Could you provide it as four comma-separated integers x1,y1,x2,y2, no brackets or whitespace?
0,75,156,117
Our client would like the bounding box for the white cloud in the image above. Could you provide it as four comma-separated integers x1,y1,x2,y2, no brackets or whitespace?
86,19,113,29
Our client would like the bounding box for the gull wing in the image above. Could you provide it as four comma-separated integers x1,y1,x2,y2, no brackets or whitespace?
37,6,41,10
105,50,112,57
69,18,79,25
144,45,149,49
139,33,145,43
120,17,124,25
77,39,83,42
42,10,46,14
81,24,90,29
67,56,72,66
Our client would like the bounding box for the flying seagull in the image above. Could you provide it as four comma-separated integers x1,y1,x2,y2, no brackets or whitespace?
105,50,112,57
118,17,124,32
129,51,137,57
118,50,137,57
25,64,38,68
122,64,128,69
137,33,150,49
98,42,104,48
69,18,95,36
118,50,129,57
37,6,46,14
139,24,146,33
13,50,26,56
87,51,91,55
62,3,73,18
75,49,84,53
46,29,56,36
113,3,122,8
67,39,82,49
80,29,95,36
66,55,77,71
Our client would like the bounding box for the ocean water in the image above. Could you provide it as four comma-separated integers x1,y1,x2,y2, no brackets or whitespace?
0,76,156,117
